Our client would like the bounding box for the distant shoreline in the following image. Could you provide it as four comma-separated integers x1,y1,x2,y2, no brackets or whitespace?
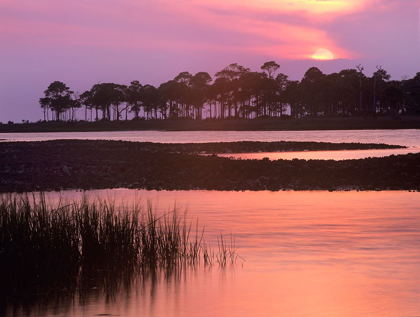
1,116,419,133
1,140,419,193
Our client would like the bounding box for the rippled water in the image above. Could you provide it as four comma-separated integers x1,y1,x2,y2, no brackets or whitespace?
5,190,420,317
2,129,419,160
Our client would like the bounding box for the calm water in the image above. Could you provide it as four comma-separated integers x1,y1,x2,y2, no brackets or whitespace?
1,129,419,145
6,190,420,317
2,129,419,160
3,130,420,316
219,148,420,160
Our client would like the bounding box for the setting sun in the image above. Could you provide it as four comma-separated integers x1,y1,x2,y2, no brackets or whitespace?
312,48,334,60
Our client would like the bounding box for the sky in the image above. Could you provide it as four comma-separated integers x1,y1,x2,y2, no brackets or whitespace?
0,0,419,122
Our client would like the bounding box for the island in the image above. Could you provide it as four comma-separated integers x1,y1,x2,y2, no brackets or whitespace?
1,140,418,192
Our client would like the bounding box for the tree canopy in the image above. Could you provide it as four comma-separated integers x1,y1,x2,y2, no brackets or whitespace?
39,81,75,121
39,63,420,122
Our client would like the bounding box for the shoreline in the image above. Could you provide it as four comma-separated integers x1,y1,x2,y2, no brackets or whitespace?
76,141,406,154
1,116,420,133
1,140,419,193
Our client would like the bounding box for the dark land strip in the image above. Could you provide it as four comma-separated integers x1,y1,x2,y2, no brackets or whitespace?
1,116,420,133
0,140,419,192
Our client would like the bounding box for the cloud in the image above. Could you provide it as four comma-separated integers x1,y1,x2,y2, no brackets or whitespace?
327,1,419,58
0,0,418,122
0,0,387,61
0,0,416,66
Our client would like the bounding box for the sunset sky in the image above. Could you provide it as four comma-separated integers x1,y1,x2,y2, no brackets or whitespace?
0,0,419,122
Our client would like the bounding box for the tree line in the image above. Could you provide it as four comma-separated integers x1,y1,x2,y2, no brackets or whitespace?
39,62,420,122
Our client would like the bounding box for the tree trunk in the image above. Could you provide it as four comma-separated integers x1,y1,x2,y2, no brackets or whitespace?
373,74,377,113
359,75,362,112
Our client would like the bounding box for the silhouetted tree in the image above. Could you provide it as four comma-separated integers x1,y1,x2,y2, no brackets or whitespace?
261,61,280,79
173,72,193,118
236,72,257,118
159,80,181,119
212,77,230,119
382,83,404,116
190,72,212,119
39,81,74,121
356,64,364,112
275,73,290,117
142,84,159,119
215,63,250,117
70,92,81,121
126,81,143,119
79,90,95,121
335,69,359,115
259,73,277,117
283,80,302,118
90,84,109,120
402,72,420,114
372,66,390,113
38,64,420,122
109,84,127,121
300,67,326,116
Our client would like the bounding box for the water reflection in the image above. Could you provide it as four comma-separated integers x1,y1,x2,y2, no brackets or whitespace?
3,190,420,317
218,147,420,160
3,265,216,317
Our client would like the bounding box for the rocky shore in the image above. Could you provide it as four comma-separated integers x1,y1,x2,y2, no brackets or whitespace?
0,140,419,192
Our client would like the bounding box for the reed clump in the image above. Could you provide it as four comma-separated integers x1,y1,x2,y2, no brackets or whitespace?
0,194,238,298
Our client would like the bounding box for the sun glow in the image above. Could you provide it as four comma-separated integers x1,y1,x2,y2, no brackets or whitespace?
312,48,334,60
186,0,366,16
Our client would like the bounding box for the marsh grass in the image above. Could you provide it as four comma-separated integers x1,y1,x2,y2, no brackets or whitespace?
0,194,240,299
216,233,243,268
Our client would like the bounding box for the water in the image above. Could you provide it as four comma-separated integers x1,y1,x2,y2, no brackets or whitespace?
1,130,419,146
1,129,419,160
5,190,420,317
219,148,420,160
2,129,420,316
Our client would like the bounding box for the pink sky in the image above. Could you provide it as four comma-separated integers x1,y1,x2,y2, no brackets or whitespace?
0,0,419,122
